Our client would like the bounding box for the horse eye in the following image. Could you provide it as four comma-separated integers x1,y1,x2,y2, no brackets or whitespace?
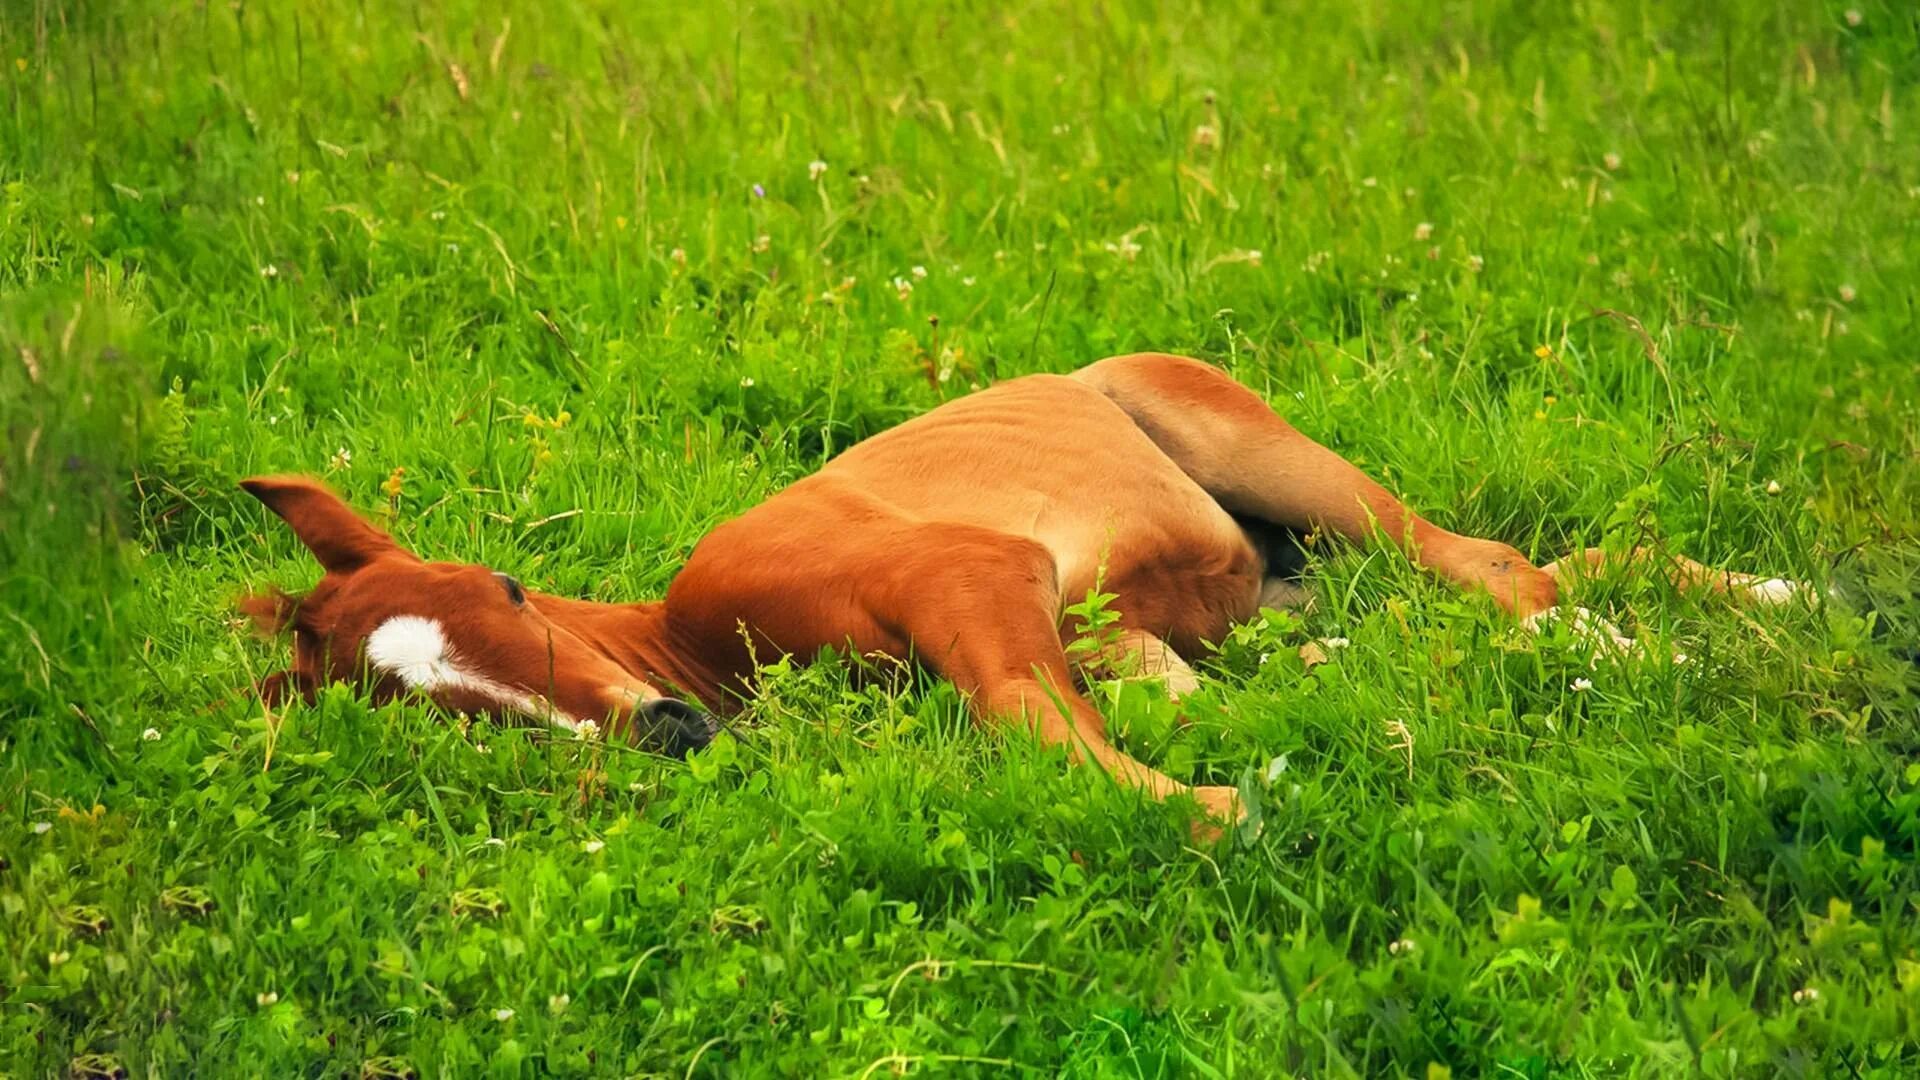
495,573,526,606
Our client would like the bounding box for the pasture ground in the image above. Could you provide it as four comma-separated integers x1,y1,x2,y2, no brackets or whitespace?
3,1,1918,1075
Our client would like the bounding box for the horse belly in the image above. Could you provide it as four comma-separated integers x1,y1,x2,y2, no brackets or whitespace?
1052,516,1265,659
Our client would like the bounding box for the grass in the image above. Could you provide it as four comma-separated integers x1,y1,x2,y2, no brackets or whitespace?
3,0,1918,1074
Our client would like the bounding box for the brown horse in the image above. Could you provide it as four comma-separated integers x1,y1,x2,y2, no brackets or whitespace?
240,353,1800,824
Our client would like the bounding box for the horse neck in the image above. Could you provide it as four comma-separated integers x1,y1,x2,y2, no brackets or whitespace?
535,594,723,707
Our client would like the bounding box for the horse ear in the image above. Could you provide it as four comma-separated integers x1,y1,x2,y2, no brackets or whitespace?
240,475,410,573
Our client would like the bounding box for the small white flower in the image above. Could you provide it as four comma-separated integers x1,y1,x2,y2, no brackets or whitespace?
1388,938,1416,955
32,821,51,835
259,264,278,278
493,1007,516,1022
1467,254,1485,273
48,950,71,966
1844,10,1862,27
1603,151,1622,171
142,728,161,742
668,247,687,265
807,159,828,180
254,195,266,206
1361,176,1377,188
891,276,913,300
430,210,447,221
257,991,279,1007
739,376,755,389
1838,283,1856,303
583,839,605,854
1571,677,1593,693
1765,479,1782,495
751,234,771,254
1245,249,1262,266
910,265,928,279
549,993,571,1015
574,719,602,741
1414,222,1433,241
1191,124,1218,148
1318,636,1351,650
961,276,977,286
1793,987,1820,1004
327,447,352,472
474,742,491,755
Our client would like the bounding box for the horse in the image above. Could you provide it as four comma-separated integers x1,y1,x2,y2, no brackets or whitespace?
239,352,1801,825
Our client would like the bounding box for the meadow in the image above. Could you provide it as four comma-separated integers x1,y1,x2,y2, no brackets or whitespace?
3,0,1918,1074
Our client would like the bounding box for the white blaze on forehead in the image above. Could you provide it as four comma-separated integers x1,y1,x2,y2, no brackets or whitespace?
364,615,578,729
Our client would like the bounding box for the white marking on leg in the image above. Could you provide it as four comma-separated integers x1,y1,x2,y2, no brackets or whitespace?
1742,578,1802,605
364,615,579,729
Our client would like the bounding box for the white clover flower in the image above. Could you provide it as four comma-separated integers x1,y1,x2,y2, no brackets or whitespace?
910,265,928,279
668,247,687,265
48,950,71,966
1388,938,1416,955
807,159,828,180
1467,254,1485,273
583,839,605,854
259,264,278,278
257,991,279,1007
1603,151,1622,171
1191,124,1218,148
574,719,601,740
1318,637,1351,649
549,993,571,1015
142,728,161,742
1844,10,1862,27
474,742,491,755
430,210,447,221
32,821,51,835
1766,479,1783,495
1793,987,1820,1004
752,234,771,254
739,376,755,389
1838,283,1856,303
1414,222,1433,241
494,1007,516,1022
892,276,913,300
1571,677,1593,693
1673,653,1690,666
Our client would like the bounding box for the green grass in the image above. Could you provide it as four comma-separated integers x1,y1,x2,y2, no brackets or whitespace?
3,0,1918,1074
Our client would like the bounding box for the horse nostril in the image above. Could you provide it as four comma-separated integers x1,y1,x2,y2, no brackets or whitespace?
635,696,718,757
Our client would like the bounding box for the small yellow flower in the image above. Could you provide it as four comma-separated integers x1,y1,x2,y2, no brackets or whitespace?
382,467,406,500
14,58,26,72
552,409,571,428
615,216,628,230
1534,345,1553,359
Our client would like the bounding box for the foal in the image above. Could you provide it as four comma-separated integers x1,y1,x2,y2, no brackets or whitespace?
241,353,1799,823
